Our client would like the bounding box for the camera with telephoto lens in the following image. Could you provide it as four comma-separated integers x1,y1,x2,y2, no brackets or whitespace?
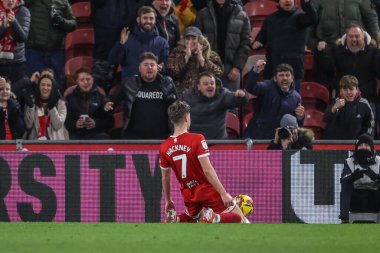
278,126,292,139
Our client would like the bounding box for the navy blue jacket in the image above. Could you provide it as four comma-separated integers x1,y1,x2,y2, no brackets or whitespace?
108,25,169,80
243,71,303,139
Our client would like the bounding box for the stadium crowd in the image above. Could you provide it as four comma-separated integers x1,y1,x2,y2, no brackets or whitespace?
1,0,380,144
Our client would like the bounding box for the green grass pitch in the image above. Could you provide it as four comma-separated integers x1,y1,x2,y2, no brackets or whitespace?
1,223,380,253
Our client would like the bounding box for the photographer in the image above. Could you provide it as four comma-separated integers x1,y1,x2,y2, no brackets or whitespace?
267,114,313,150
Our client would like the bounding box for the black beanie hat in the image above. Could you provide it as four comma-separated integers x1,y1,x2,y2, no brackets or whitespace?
355,134,375,154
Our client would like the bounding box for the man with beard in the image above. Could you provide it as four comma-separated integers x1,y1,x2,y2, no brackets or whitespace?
108,5,169,80
339,134,380,223
243,59,304,139
104,52,177,139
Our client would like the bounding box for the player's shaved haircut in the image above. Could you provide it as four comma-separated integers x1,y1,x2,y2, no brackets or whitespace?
168,101,190,125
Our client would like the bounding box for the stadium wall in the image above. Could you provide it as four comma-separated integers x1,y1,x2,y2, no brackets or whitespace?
0,149,352,224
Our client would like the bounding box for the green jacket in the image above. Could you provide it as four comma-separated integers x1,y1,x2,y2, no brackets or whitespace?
309,0,380,49
25,0,77,51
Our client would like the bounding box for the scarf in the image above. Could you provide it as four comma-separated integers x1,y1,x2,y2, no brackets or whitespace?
0,0,19,60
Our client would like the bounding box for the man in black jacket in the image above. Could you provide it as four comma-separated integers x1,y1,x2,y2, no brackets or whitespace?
104,52,177,139
252,0,316,92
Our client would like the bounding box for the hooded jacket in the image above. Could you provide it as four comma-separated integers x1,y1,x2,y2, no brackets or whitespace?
108,25,170,80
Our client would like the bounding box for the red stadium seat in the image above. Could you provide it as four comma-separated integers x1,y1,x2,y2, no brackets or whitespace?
226,112,240,139
109,111,125,139
244,0,278,28
65,27,94,59
242,112,254,133
303,109,326,140
301,82,330,112
64,56,93,75
71,1,91,24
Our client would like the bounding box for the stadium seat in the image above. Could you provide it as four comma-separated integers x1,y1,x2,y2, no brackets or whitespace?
242,54,266,86
302,109,326,140
226,112,240,139
65,27,94,59
71,1,91,25
64,56,93,75
244,0,277,28
64,84,106,97
301,82,330,112
242,112,254,133
109,111,125,139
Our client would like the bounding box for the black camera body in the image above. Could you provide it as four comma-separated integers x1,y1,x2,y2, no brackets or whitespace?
278,126,292,139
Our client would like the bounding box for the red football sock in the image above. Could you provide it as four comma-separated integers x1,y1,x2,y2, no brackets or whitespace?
177,213,198,223
219,213,242,223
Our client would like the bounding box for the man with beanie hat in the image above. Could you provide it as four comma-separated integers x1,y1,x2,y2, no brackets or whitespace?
339,134,380,223
267,114,313,150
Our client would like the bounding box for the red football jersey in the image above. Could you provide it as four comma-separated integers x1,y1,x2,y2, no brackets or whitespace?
160,132,210,191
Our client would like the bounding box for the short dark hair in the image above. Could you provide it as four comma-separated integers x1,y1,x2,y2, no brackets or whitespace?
339,75,359,89
199,71,215,82
275,63,294,76
168,101,191,125
75,67,92,80
139,52,158,64
40,67,55,76
138,5,156,17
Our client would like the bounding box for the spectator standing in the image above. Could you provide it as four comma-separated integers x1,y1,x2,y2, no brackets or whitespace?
23,75,68,140
315,25,380,105
243,60,304,139
252,0,316,92
90,0,130,92
308,0,380,86
24,0,77,90
151,0,180,51
323,75,374,140
339,134,380,223
0,0,30,83
0,76,24,139
181,72,247,139
104,52,177,139
195,0,251,92
65,68,113,140
167,26,223,94
108,5,169,80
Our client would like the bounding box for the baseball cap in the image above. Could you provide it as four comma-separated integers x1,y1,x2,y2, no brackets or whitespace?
184,26,202,37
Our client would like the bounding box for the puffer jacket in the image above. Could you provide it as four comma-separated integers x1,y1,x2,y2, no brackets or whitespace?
25,0,77,51
167,35,224,94
0,0,30,64
194,0,251,71
309,0,380,49
108,73,177,134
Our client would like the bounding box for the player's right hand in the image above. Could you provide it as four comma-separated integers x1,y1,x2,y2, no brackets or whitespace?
221,193,233,207
165,200,176,213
